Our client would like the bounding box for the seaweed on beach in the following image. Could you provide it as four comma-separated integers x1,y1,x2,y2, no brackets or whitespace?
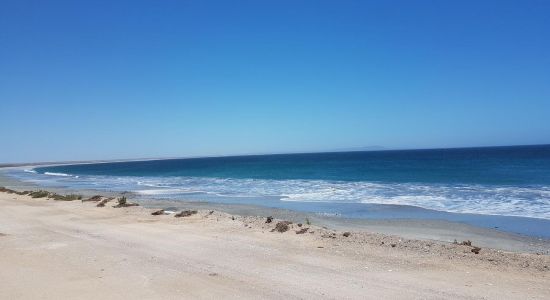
151,209,165,215
272,221,292,233
296,228,309,234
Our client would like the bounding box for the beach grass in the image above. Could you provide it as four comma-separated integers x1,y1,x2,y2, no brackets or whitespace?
29,190,50,198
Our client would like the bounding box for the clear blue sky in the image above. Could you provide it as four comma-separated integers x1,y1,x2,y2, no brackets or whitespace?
1,0,549,163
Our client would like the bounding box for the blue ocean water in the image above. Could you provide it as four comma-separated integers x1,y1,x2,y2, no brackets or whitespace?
6,145,550,236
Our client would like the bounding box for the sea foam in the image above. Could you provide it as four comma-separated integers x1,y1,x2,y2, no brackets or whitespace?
44,172,72,177
7,168,550,220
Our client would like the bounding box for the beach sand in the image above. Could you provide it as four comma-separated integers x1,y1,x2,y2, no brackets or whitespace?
0,191,549,299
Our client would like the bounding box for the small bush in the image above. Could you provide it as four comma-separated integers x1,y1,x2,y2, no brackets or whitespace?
83,195,103,202
0,187,15,193
48,193,83,201
29,190,50,198
113,196,139,208
0,187,31,195
63,194,82,201
118,196,127,205
305,218,311,225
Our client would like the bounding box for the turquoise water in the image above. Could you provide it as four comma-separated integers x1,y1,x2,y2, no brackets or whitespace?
7,145,550,237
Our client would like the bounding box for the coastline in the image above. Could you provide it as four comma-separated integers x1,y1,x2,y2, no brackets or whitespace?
1,168,549,254
0,189,549,299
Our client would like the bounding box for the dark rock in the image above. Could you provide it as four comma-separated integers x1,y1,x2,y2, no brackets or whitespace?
174,210,197,218
151,209,165,216
295,228,309,234
390,243,397,248
273,221,292,233
471,247,481,254
265,216,273,223
343,232,351,237
297,223,302,227
461,240,472,246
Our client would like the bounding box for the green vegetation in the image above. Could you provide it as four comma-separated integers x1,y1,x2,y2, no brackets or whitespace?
1,187,84,201
0,187,31,195
0,187,13,193
305,217,311,225
113,196,139,208
50,193,83,201
118,196,127,206
29,190,50,198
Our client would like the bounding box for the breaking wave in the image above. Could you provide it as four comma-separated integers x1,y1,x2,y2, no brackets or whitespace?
7,169,550,220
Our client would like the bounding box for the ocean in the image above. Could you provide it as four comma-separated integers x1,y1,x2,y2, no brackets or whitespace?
6,145,550,237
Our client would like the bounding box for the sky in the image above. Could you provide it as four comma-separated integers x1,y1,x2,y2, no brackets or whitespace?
1,0,549,163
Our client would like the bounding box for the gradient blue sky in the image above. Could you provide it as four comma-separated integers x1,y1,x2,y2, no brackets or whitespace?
1,0,549,163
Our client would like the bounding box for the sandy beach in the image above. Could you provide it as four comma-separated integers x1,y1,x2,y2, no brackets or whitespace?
0,190,549,299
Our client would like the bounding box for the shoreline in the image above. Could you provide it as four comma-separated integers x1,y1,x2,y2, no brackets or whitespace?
0,188,549,299
5,164,550,227
1,168,549,254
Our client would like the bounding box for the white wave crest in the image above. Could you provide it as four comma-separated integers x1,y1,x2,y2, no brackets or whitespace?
44,172,72,177
137,188,201,195
8,169,550,220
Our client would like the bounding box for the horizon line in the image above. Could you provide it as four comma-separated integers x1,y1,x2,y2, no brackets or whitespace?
1,143,549,168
